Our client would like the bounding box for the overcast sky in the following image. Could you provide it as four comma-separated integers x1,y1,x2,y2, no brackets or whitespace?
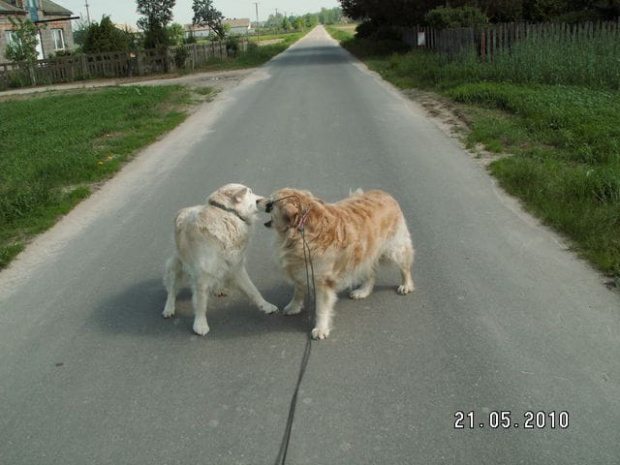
60,0,341,27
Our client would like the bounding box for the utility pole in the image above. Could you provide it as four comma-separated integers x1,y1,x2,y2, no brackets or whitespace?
253,2,259,37
84,0,91,25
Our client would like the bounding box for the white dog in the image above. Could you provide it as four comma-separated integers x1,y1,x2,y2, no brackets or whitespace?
163,183,278,336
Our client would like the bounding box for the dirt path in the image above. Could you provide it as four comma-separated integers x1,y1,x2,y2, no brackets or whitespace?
0,68,255,100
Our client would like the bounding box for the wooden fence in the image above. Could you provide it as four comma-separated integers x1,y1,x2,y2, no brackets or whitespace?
403,19,620,59
0,38,248,89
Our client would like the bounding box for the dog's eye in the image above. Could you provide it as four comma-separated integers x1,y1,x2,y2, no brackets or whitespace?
265,202,274,213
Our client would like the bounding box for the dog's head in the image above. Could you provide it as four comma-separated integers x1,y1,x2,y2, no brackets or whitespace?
258,188,314,234
208,183,266,223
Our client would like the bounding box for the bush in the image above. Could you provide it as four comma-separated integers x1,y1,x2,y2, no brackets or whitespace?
174,46,190,69
143,26,169,50
226,37,239,56
425,6,489,29
375,25,402,41
83,15,131,53
355,20,377,39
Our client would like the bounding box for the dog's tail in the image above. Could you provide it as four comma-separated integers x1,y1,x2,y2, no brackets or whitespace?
349,188,364,196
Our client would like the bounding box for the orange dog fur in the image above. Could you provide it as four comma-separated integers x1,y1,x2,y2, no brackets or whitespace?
259,188,414,340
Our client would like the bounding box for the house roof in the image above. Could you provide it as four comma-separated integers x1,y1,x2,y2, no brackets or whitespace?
115,22,140,34
0,0,72,16
41,0,72,16
185,18,251,32
224,18,250,28
0,0,26,14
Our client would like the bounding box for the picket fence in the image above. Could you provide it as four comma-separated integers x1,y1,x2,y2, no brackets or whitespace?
402,19,620,59
0,38,248,88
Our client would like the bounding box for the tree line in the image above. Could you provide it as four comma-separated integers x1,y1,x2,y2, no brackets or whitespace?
263,7,343,31
5,1,345,62
339,0,620,28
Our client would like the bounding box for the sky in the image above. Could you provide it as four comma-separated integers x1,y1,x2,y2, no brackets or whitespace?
59,0,341,27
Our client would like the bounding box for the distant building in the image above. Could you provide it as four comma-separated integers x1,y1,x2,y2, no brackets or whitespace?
0,0,75,63
186,18,253,39
114,22,140,35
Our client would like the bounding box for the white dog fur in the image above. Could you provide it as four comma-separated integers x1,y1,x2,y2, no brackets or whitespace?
163,183,278,336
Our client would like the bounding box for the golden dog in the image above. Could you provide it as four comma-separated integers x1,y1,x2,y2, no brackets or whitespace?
259,188,414,340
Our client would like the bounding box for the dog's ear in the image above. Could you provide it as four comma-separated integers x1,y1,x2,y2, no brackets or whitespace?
233,187,249,204
281,203,298,224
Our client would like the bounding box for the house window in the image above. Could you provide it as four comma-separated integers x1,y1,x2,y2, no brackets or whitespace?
5,31,18,46
52,28,65,51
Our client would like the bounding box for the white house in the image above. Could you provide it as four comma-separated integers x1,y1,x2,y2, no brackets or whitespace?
186,18,252,39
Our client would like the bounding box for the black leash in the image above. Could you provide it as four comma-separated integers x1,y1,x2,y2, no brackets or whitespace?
275,223,316,465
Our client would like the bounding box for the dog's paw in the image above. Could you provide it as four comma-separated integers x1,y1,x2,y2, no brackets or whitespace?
349,288,371,300
397,282,415,295
193,318,210,336
259,301,279,315
283,301,303,315
213,288,229,297
311,327,330,340
162,305,175,318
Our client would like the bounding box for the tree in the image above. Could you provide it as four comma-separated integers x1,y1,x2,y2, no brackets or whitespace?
338,0,606,26
72,18,90,49
192,0,225,39
137,0,176,48
281,16,292,31
425,6,489,29
82,16,131,53
5,17,39,62
293,17,306,31
477,0,524,22
167,22,185,46
318,7,342,24
305,13,320,28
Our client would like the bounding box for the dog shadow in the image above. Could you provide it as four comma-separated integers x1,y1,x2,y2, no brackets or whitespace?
92,279,311,340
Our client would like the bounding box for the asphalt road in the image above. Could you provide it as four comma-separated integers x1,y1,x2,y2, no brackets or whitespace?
1,26,619,465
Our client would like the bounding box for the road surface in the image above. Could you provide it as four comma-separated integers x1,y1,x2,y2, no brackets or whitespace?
1,26,619,465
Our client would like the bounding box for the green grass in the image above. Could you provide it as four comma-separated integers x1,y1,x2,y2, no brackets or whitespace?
327,28,620,278
248,32,297,42
0,30,308,269
230,31,309,68
192,31,310,71
449,83,620,274
0,85,192,269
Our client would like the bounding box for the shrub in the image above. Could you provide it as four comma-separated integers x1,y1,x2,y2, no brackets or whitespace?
355,20,377,39
174,45,190,69
425,6,489,29
226,37,239,56
82,16,131,53
5,17,38,63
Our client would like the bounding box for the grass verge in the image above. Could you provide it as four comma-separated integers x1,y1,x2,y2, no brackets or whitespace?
0,85,192,269
192,31,309,71
0,30,308,270
327,26,620,279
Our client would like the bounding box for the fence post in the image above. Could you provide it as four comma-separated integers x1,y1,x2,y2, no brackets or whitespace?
136,50,144,76
164,48,171,73
80,54,88,78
